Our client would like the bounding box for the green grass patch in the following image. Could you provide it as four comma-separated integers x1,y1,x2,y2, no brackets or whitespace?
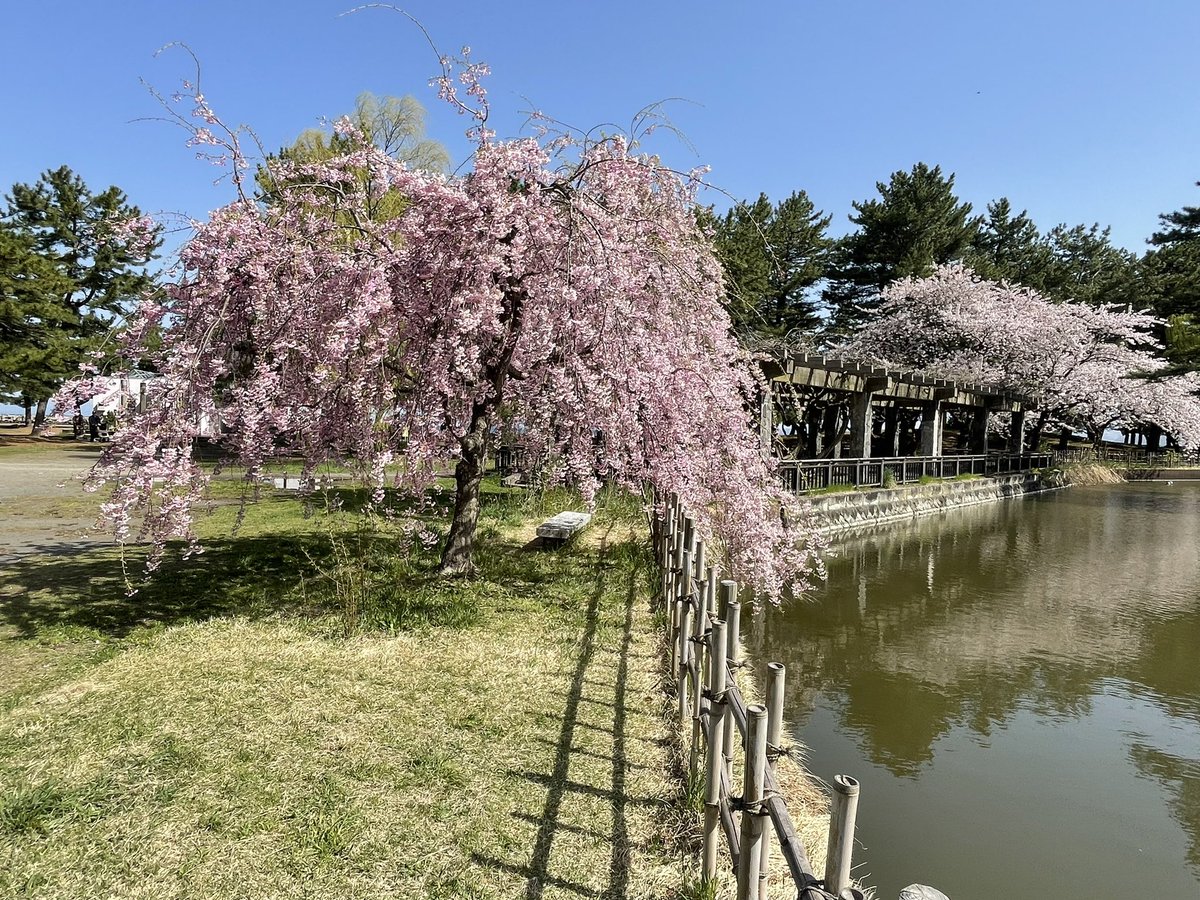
0,464,689,899
805,482,857,495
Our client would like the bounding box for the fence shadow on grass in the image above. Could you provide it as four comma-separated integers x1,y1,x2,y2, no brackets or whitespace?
472,536,649,900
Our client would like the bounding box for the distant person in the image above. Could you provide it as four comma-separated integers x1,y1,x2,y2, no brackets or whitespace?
72,411,85,440
88,411,100,442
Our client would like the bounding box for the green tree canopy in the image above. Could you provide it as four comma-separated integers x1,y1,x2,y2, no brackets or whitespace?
969,200,1141,311
1,166,158,422
966,198,1051,286
256,92,449,222
1142,182,1200,373
823,162,979,335
1039,222,1140,308
711,190,831,338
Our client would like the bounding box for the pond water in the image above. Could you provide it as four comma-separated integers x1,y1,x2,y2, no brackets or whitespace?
747,481,1200,900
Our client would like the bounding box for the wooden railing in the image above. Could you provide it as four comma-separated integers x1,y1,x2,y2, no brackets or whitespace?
658,496,864,899
778,452,1053,494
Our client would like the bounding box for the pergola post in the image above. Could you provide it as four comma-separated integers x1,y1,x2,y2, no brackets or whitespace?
821,405,842,458
759,383,774,453
882,404,900,457
1008,409,1026,453
850,377,890,459
848,392,873,458
920,401,944,457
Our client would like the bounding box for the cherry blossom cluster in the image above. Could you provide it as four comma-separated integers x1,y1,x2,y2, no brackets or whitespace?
76,64,823,600
843,264,1200,447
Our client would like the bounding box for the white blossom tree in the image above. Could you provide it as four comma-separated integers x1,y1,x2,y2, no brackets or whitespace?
842,265,1200,449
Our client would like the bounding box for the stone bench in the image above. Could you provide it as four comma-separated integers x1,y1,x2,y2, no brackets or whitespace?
536,511,592,548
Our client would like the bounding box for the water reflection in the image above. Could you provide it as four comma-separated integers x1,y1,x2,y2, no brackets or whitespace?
749,483,1200,898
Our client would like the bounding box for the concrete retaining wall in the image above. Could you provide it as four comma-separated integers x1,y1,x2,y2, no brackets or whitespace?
807,472,1069,536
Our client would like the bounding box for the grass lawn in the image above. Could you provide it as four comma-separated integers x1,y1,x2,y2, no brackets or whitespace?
0,470,695,899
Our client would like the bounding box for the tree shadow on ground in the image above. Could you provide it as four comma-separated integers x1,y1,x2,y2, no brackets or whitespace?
0,517,639,643
0,533,334,640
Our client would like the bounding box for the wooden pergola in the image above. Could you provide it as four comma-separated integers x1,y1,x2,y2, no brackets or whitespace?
756,350,1036,459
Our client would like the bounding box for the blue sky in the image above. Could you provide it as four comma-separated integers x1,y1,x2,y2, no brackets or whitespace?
3,0,1200,257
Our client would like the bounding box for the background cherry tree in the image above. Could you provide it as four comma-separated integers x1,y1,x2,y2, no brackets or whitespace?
842,264,1200,449
60,51,822,601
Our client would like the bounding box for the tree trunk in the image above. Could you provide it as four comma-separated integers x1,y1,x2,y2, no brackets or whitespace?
33,398,49,429
439,417,488,576
22,397,32,427
437,279,527,577
1030,411,1048,452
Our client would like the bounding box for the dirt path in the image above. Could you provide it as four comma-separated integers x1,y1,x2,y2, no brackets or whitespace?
0,446,109,560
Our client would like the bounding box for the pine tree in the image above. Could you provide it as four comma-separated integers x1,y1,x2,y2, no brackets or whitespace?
712,190,831,338
966,198,1052,287
824,163,978,335
2,166,158,422
1143,183,1200,373
1039,223,1139,309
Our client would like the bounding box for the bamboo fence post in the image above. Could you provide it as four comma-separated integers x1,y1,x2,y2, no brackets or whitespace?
702,618,728,883
759,662,785,900
662,524,676,612
721,583,742,785
669,535,685,668
676,548,693,719
689,562,715,784
674,548,693,678
660,496,677,603
824,775,861,897
736,704,769,900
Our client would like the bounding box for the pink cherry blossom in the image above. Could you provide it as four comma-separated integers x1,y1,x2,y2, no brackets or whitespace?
71,58,823,602
843,265,1200,448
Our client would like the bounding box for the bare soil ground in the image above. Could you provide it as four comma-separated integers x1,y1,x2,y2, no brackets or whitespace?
0,444,109,561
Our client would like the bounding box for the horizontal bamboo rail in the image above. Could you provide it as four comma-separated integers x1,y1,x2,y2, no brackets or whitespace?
657,492,864,900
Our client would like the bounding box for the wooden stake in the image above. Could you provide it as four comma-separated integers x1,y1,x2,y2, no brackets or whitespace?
677,547,694,720
702,618,728,883
673,548,692,677
759,663,785,900
721,583,741,785
824,775,860,898
662,510,678,608
689,562,715,784
737,703,768,900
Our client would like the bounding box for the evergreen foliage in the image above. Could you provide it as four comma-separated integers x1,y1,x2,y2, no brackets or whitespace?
1039,222,1140,308
711,190,831,338
1,166,157,421
1142,182,1200,373
823,162,978,335
966,198,1050,286
968,200,1140,309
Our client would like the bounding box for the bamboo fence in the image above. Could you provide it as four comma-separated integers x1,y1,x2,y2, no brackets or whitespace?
657,493,864,900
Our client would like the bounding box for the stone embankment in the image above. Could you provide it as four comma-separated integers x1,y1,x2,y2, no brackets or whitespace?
807,471,1069,535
